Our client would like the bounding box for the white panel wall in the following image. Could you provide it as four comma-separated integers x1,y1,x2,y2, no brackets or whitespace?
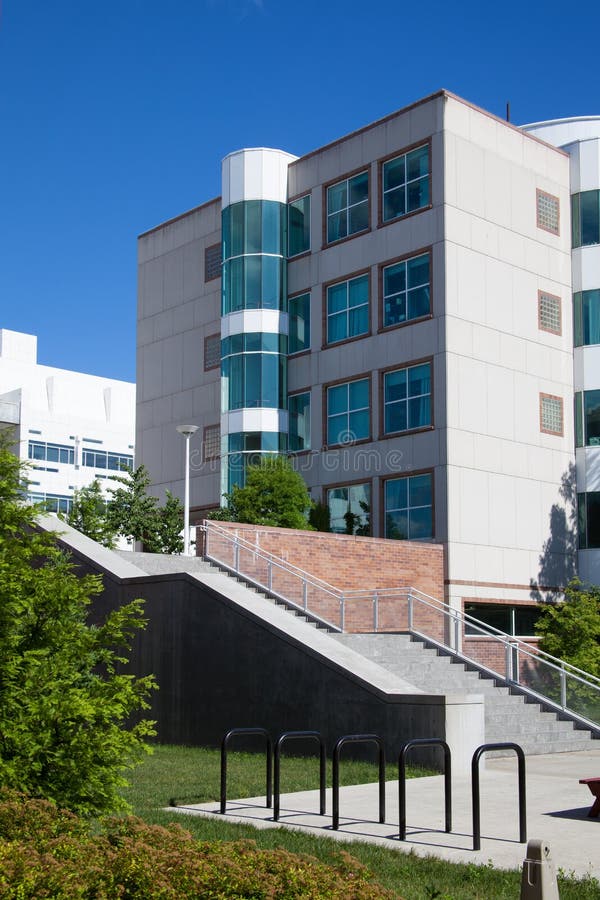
444,96,574,596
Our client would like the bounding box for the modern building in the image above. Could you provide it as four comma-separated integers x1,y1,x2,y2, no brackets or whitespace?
522,118,600,586
137,89,575,630
0,328,135,512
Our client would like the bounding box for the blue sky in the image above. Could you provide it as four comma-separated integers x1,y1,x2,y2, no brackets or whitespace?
1,0,599,382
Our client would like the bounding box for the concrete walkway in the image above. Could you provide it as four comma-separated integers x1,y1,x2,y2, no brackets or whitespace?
171,749,600,882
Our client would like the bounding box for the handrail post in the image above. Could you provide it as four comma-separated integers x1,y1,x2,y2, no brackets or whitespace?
505,642,513,681
408,592,413,631
340,595,345,632
513,643,520,685
303,579,308,611
453,613,459,652
233,538,240,573
267,560,273,591
373,592,378,632
560,664,567,709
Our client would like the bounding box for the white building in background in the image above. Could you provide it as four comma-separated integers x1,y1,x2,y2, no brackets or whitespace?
0,328,135,512
523,118,600,584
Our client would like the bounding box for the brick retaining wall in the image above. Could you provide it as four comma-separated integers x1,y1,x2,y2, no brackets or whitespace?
201,521,445,636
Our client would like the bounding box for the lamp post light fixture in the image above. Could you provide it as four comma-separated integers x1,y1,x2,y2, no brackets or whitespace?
176,425,199,555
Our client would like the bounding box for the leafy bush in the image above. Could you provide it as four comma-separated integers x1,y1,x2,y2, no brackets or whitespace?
0,431,156,816
0,791,396,899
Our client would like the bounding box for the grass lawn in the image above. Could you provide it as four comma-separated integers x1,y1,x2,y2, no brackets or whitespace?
121,745,600,900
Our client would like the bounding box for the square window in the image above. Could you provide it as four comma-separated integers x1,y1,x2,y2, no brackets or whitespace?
204,333,221,371
327,482,371,534
540,393,563,435
326,172,369,244
384,473,433,541
382,252,430,327
538,291,561,335
326,274,369,344
383,362,432,435
326,378,370,446
536,189,560,235
382,144,430,223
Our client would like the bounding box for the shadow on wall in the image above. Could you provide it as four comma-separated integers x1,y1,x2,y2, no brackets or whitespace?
530,463,577,603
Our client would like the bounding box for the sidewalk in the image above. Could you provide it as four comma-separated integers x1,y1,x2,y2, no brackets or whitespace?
171,749,600,881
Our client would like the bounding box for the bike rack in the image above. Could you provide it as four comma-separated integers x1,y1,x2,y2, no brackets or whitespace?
332,734,385,830
274,731,326,821
220,728,273,814
398,738,452,841
471,742,526,850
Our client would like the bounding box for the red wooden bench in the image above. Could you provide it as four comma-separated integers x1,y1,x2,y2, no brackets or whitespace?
579,778,600,818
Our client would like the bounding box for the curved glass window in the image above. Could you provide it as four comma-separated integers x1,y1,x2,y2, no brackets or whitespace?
225,432,287,492
222,200,287,258
221,333,287,358
222,256,286,314
572,191,600,248
222,352,286,410
574,290,600,346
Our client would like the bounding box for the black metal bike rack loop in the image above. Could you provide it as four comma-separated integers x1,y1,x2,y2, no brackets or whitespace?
471,742,526,851
398,738,452,841
332,734,385,830
220,728,273,815
273,731,326,821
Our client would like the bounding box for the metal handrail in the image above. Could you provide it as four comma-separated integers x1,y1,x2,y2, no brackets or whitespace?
201,521,600,725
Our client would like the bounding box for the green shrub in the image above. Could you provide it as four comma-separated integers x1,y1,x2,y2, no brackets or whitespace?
0,791,396,899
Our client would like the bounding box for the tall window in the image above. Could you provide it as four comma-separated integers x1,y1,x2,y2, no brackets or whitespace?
327,378,370,446
382,252,430,327
327,274,369,343
327,482,371,534
384,473,433,541
575,390,600,447
579,492,600,549
288,293,310,354
383,362,431,434
572,190,600,248
382,144,430,223
326,172,369,243
288,195,310,257
574,290,600,346
288,392,311,451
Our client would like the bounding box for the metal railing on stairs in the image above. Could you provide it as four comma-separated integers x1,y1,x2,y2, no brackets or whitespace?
200,521,600,730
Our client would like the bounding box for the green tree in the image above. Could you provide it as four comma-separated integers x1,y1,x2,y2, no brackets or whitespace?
106,464,162,552
61,479,117,548
156,490,185,554
535,580,600,676
224,456,312,529
0,431,156,815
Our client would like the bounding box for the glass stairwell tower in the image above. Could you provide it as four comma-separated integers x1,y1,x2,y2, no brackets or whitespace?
220,148,297,495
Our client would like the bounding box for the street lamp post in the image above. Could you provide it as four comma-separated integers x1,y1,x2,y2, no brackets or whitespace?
176,425,199,555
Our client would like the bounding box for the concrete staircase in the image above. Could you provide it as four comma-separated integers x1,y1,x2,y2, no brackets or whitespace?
199,548,600,756
332,633,599,755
